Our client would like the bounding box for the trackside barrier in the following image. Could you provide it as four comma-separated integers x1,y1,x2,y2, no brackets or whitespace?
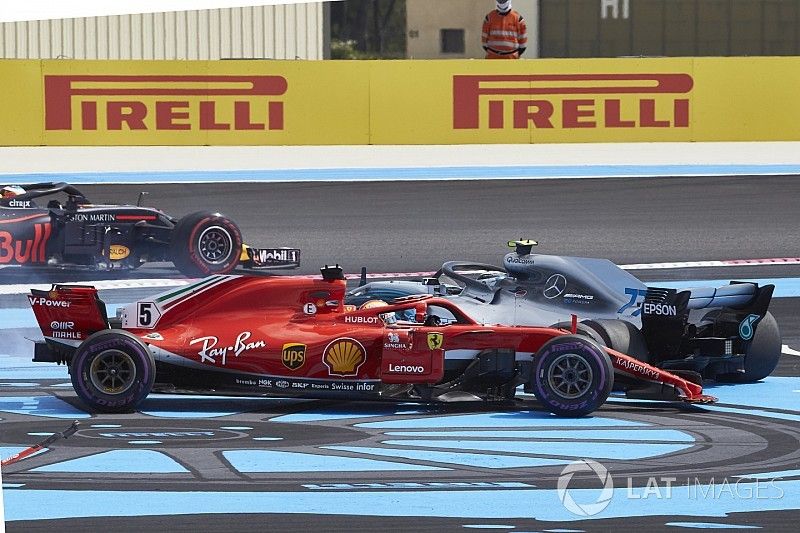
0,57,798,146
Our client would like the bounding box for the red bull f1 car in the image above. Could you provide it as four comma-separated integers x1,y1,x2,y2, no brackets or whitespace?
0,182,299,277
29,266,716,417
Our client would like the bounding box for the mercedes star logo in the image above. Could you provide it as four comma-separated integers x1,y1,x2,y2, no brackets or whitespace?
544,274,567,299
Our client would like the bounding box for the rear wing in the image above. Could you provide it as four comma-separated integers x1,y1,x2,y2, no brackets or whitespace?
641,282,774,362
29,285,108,361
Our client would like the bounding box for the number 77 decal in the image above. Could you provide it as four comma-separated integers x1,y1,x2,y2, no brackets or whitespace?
618,287,648,316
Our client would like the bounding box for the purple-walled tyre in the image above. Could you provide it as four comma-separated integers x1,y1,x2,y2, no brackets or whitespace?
70,330,156,414
531,335,614,417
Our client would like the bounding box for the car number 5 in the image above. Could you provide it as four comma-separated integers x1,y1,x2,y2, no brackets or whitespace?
137,302,161,328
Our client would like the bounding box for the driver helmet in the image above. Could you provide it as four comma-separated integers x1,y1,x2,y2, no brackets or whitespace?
1,185,25,199
496,0,512,14
358,299,397,325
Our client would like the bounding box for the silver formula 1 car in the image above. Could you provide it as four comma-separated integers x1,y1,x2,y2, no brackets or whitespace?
347,241,781,384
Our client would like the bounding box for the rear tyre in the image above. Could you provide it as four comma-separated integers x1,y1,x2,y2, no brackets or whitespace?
171,211,242,277
706,310,781,383
70,330,156,413
531,335,614,417
582,319,650,362
551,319,650,361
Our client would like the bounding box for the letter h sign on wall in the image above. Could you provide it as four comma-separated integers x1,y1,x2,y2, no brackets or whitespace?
601,0,630,20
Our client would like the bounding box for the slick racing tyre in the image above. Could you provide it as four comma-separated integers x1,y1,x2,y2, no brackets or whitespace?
70,330,156,413
171,211,243,277
704,310,781,382
531,335,614,417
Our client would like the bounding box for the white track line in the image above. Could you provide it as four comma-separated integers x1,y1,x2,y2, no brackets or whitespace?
0,257,798,296
0,278,191,296
783,345,800,357
621,258,800,270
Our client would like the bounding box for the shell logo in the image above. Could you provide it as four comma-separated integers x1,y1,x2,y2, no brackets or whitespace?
323,338,366,377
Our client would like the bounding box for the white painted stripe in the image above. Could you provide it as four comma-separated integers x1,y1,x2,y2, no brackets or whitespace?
0,278,191,296
621,258,800,270
783,345,800,357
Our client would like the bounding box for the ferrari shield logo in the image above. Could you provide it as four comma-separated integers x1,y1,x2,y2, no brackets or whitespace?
282,343,306,370
427,332,444,350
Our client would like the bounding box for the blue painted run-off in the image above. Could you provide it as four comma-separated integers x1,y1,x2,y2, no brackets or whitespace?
3,164,800,184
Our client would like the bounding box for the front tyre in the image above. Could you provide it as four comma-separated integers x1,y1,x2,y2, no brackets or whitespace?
70,331,156,413
171,211,243,277
531,335,614,417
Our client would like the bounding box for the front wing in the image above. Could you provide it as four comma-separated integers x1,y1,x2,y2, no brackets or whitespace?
608,347,716,404
240,246,301,270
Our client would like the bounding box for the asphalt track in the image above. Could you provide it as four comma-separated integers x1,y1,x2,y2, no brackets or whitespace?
2,174,800,531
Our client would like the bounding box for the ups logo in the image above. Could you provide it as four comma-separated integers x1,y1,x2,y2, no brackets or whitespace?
282,343,306,370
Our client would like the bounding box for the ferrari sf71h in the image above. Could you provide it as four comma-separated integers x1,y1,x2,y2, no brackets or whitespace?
29,266,715,417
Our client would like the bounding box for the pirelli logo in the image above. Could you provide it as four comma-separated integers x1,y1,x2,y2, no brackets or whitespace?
44,75,287,132
453,74,693,130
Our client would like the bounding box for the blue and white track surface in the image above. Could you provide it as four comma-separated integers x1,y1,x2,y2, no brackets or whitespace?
2,147,800,531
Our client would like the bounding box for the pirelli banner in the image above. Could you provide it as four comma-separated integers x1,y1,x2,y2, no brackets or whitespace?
1,57,799,145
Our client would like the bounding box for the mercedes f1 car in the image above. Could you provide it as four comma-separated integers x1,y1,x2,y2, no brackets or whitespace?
29,266,715,416
347,241,781,384
0,182,299,276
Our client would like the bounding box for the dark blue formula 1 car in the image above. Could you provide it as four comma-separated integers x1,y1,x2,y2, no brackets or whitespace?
0,182,299,277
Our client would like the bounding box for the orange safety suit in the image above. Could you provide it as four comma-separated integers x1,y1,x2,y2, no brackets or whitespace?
482,9,528,59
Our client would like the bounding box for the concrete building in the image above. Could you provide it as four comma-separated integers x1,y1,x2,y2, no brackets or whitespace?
0,3,329,60
406,0,539,59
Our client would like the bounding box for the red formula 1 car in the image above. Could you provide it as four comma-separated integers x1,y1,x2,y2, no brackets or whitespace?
28,267,716,416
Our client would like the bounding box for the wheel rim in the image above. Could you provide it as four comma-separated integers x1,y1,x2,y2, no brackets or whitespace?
89,349,137,395
197,226,233,265
547,352,594,399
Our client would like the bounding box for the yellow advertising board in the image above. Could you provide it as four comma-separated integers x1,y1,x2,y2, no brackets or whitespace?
691,56,800,142
33,60,371,146
0,60,45,146
0,57,798,145
369,57,697,144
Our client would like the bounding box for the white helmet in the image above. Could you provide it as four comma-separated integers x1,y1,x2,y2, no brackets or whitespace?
1,185,25,199
496,0,512,13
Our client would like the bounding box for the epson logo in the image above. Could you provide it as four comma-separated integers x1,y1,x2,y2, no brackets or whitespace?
50,321,75,330
28,296,71,308
643,302,677,316
344,316,381,325
388,363,425,374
